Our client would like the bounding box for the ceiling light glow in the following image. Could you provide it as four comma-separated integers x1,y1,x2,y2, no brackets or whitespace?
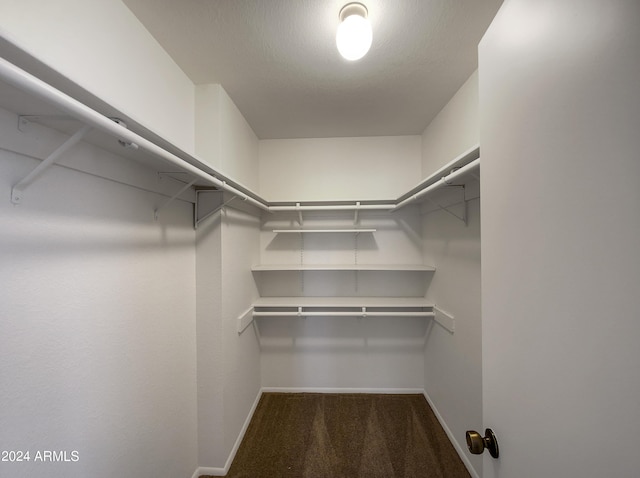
336,3,372,61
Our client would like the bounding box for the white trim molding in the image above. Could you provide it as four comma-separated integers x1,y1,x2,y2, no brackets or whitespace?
191,466,225,477
261,387,426,394
423,391,480,478
192,388,263,477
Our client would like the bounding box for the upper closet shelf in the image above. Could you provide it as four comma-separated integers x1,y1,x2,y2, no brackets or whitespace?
392,145,480,212
272,228,376,234
252,264,435,272
0,55,479,220
253,297,435,308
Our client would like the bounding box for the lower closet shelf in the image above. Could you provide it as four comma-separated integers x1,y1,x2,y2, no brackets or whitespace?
237,297,435,333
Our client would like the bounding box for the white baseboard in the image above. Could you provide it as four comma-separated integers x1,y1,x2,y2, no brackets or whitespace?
261,386,425,394
193,387,263,477
191,466,225,477
423,391,480,478
221,388,263,472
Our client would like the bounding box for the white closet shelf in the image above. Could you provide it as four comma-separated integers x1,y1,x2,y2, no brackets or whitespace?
236,297,435,332
0,55,479,221
252,264,435,272
272,229,376,233
253,297,434,308
237,299,453,334
395,145,480,204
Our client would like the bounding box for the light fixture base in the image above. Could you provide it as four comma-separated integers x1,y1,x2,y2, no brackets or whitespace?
339,2,368,22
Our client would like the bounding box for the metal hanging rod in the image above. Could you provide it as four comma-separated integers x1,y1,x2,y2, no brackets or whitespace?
252,311,435,318
391,158,481,212
0,56,269,212
268,203,395,212
0,57,480,215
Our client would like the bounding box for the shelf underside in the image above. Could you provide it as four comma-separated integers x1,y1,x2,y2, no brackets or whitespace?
272,229,377,233
253,297,434,308
252,264,435,272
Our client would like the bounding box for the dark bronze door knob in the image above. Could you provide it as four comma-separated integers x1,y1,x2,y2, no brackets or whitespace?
466,428,499,458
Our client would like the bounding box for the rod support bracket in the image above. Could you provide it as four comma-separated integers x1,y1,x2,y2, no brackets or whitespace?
154,178,197,221
17,115,30,132
10,124,91,204
296,203,303,226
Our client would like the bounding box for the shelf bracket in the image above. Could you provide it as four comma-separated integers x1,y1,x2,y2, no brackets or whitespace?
11,124,91,204
296,202,303,226
237,306,255,334
154,178,197,221
18,114,75,131
354,201,361,225
434,306,455,333
194,189,226,229
423,186,467,225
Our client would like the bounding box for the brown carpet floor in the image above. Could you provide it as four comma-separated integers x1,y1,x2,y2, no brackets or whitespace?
202,392,471,478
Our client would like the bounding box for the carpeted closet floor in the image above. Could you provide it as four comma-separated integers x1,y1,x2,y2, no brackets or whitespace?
201,392,471,478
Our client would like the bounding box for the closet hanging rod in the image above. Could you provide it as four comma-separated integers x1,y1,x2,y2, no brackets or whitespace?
269,203,395,212
253,311,435,318
391,158,480,212
0,57,270,211
0,57,480,214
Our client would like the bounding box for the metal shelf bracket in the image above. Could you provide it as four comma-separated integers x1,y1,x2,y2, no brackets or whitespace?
296,202,303,226
194,189,228,229
424,185,467,224
433,306,455,333
11,125,91,204
154,178,197,221
237,306,255,334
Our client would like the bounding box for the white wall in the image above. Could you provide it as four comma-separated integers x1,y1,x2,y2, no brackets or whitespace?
0,0,195,152
421,71,479,174
195,206,262,470
479,1,640,476
259,136,422,201
255,135,436,391
195,206,225,467
0,114,198,477
258,209,429,391
420,72,482,477
195,85,260,191
422,200,482,476
220,208,262,460
194,87,262,470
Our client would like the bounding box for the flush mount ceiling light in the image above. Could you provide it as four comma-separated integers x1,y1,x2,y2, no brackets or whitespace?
336,2,372,61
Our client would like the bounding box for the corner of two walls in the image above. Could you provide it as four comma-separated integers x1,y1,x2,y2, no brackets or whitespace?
0,2,264,473
420,70,483,476
195,84,260,192
194,85,262,469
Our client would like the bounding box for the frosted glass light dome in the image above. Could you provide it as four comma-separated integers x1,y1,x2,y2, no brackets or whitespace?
336,3,372,61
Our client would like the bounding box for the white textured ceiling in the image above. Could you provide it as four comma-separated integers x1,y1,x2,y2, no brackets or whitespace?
122,0,503,139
